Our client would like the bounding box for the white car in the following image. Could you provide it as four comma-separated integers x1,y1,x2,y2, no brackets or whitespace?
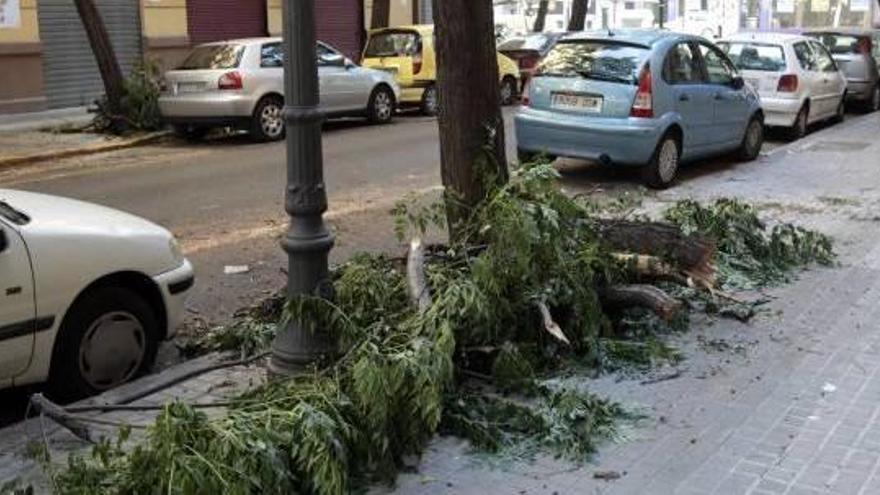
0,190,193,401
719,32,848,139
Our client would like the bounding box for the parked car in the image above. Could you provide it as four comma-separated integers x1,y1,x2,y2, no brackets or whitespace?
159,38,401,142
805,29,880,112
498,32,565,92
0,190,193,401
516,30,763,188
362,25,521,115
718,32,847,139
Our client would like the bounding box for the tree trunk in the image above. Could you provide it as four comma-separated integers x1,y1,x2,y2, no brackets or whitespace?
371,0,391,29
73,0,125,112
434,0,508,236
533,0,550,32
568,0,589,31
601,284,682,322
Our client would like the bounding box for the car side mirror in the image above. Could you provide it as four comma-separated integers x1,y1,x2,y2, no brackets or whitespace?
731,76,745,90
344,58,356,70
0,230,7,254
319,53,346,67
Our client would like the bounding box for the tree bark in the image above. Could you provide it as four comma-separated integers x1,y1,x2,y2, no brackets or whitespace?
533,0,550,32
73,0,125,112
371,0,391,29
434,0,508,236
601,284,682,322
568,0,589,31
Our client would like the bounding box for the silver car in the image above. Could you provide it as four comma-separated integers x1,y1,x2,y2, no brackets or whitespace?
806,30,880,112
159,38,401,141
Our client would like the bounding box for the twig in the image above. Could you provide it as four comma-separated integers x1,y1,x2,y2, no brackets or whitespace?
536,301,570,345
66,401,236,414
639,369,682,385
407,238,433,312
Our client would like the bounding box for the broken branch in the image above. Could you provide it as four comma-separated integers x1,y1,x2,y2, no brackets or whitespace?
601,284,682,322
537,301,570,345
407,238,432,312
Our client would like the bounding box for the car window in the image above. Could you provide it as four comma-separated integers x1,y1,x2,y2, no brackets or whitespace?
663,42,702,84
178,44,244,70
698,43,737,84
793,42,818,71
261,43,283,68
810,42,837,72
498,34,554,53
364,31,422,57
809,33,867,55
720,42,786,72
539,40,650,84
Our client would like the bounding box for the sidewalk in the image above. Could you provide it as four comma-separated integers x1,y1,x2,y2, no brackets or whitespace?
1,113,880,494
0,107,91,134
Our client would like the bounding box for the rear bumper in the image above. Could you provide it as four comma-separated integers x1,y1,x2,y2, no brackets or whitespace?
514,107,662,166
153,259,195,339
399,86,426,104
845,79,875,101
760,97,802,127
158,92,257,119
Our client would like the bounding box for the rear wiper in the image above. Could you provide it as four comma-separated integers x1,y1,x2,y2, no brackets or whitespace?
0,200,30,225
535,71,579,78
575,71,634,84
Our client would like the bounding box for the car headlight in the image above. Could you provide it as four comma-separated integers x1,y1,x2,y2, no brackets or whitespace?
169,238,185,265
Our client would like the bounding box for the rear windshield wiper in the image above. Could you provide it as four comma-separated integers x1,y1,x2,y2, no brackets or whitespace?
0,200,30,225
575,71,634,84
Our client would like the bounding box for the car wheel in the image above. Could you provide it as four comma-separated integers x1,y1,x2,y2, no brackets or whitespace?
172,124,208,141
251,96,285,142
500,76,518,106
48,287,159,403
420,85,439,116
642,133,680,189
367,85,395,124
788,105,809,141
867,85,880,113
737,116,764,161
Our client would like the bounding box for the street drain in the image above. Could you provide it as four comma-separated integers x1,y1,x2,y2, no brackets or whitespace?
805,141,871,152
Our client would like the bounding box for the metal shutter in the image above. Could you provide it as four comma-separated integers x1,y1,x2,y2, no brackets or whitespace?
186,0,267,44
37,0,143,109
420,0,433,24
316,0,364,61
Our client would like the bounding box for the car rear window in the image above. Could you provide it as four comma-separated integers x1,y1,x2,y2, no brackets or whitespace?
808,33,867,54
538,40,650,84
178,45,244,70
364,31,421,57
498,35,554,53
720,42,786,72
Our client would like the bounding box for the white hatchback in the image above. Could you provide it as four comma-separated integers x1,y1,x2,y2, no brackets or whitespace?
719,32,848,139
0,190,194,401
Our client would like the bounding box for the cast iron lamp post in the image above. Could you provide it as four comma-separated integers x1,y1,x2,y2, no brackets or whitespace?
269,0,336,376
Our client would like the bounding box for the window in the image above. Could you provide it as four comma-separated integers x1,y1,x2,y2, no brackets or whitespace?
810,42,837,73
624,2,635,9
699,43,737,84
261,43,283,68
178,44,244,70
807,33,867,55
793,42,817,71
720,42,786,72
663,42,701,84
540,40,650,84
549,0,563,14
364,30,421,58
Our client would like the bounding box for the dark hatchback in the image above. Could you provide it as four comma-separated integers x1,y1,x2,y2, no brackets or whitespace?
498,32,566,91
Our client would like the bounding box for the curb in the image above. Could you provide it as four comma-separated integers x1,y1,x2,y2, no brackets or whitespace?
0,130,171,168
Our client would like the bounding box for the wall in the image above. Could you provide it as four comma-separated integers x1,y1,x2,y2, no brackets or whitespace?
0,0,46,113
364,0,419,29
141,0,190,71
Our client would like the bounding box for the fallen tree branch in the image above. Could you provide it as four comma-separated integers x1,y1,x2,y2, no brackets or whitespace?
601,284,682,322
537,301,570,345
612,253,716,291
407,238,433,312
30,393,93,443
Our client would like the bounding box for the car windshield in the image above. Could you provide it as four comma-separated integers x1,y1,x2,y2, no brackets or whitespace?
178,44,244,70
537,40,649,84
808,33,866,55
364,31,421,57
498,35,554,53
719,42,786,71
0,200,30,225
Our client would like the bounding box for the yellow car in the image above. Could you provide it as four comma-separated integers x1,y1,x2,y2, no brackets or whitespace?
362,24,521,116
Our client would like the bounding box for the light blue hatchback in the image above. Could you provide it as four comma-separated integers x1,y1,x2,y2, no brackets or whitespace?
515,30,765,188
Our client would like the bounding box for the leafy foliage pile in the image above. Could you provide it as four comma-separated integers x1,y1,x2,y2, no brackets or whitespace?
92,62,164,134
664,199,834,288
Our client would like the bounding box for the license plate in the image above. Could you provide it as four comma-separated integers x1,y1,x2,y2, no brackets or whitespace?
551,92,602,113
177,82,205,94
744,78,760,90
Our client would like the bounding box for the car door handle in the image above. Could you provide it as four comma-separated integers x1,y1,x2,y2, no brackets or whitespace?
679,94,690,101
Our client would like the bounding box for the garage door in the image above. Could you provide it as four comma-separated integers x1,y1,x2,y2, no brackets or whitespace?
317,0,364,61
37,0,143,109
187,0,267,44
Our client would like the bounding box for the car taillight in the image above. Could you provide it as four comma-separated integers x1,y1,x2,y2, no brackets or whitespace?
777,74,798,93
858,37,872,55
218,71,243,90
520,57,538,69
413,53,423,75
630,64,653,118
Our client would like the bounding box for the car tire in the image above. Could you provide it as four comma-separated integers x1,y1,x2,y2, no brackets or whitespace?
500,76,518,106
48,287,159,403
866,85,880,113
367,85,395,125
250,95,285,142
172,124,208,141
737,116,764,161
642,133,680,189
420,85,439,116
788,104,809,141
